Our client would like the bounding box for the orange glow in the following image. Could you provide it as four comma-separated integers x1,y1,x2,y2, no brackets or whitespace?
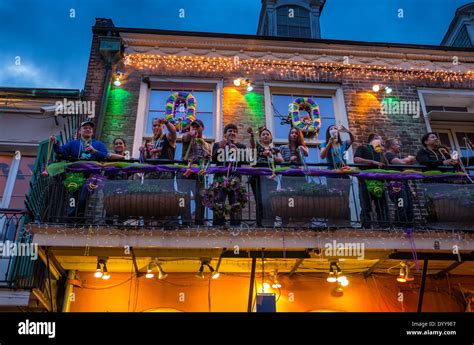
69,273,471,313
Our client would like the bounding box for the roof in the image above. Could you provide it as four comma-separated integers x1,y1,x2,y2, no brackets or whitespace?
93,22,474,53
441,2,474,45
0,87,81,99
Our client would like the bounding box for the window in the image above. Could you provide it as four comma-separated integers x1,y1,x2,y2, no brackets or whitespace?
266,86,348,165
276,5,311,38
10,156,35,209
0,154,35,209
419,89,474,164
138,83,220,160
452,26,472,48
432,129,474,163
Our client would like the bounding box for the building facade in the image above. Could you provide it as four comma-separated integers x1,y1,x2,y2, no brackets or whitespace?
1,15,473,312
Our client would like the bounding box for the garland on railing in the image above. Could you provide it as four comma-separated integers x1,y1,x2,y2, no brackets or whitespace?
45,161,473,182
204,175,248,217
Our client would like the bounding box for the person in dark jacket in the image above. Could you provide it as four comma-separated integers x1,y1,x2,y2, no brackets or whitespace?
50,121,108,160
416,132,458,170
211,123,247,226
353,133,389,227
49,120,108,221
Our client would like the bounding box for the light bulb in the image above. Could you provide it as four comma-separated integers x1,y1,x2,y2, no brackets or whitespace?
94,269,103,279
145,269,154,279
327,272,337,283
337,275,347,283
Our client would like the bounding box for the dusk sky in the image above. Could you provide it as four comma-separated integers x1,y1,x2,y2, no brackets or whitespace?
0,0,471,89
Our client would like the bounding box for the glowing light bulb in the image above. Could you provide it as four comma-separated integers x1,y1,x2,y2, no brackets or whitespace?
145,269,154,279
94,269,103,279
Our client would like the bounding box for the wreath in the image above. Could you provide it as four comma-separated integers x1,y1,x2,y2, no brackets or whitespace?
204,176,248,217
165,91,196,132
288,97,321,138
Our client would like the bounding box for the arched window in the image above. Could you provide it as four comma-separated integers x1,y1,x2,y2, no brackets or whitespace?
276,5,311,38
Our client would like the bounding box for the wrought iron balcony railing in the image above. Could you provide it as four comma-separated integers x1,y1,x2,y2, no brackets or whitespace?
25,160,474,231
0,210,49,290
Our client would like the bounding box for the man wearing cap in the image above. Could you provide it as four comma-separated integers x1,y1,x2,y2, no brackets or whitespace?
182,119,211,163
180,119,211,225
50,121,108,161
49,120,108,221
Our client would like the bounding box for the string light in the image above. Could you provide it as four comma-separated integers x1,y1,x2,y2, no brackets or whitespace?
124,54,473,84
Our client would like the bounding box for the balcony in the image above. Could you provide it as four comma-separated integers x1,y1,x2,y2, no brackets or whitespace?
0,210,55,311
25,160,474,231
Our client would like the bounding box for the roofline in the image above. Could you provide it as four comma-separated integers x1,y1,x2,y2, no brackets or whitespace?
93,25,474,53
0,87,82,99
441,2,474,45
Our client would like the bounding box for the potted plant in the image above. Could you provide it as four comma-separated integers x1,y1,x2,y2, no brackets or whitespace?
103,181,189,218
425,184,474,223
269,181,349,219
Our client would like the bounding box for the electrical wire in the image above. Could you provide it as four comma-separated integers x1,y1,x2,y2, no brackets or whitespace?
82,276,134,290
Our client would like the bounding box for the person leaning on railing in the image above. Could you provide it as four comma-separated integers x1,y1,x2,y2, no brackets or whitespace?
248,126,283,227
139,118,177,191
384,138,415,224
279,127,308,164
49,120,108,221
320,125,354,170
416,132,458,170
211,123,247,226
140,117,177,160
108,137,127,161
353,133,389,227
50,121,108,161
181,119,211,225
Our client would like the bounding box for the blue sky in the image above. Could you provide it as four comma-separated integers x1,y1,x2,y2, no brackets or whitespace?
0,0,471,89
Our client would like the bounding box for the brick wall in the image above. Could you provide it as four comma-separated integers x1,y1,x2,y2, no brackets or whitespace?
97,62,473,156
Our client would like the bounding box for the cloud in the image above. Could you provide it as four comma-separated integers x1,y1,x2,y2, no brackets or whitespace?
0,57,75,88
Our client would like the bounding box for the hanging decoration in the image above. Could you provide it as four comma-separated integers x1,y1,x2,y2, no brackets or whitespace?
365,179,385,198
288,97,321,138
204,175,248,217
124,55,473,84
386,181,405,199
85,174,107,194
404,227,419,271
165,91,196,132
41,139,55,177
63,173,86,192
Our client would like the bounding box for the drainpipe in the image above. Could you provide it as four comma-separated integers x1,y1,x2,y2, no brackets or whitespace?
95,35,123,139
95,63,112,139
62,270,76,312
